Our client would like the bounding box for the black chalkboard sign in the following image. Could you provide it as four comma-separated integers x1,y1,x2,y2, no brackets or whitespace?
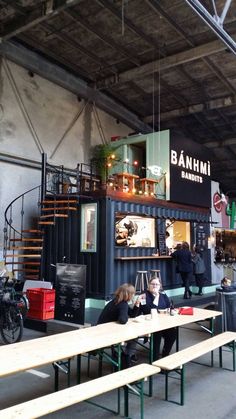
55,264,86,325
195,224,207,251
158,233,167,255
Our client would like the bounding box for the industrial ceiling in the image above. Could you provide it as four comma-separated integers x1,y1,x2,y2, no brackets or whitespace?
1,0,236,198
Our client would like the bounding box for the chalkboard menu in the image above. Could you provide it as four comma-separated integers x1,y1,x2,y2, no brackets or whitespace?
55,264,86,325
158,233,167,255
195,224,207,251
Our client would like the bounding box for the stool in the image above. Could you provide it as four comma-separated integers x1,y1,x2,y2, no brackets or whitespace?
135,270,149,293
149,269,162,284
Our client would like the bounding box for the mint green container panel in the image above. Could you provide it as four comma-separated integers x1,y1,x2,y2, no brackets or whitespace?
146,130,170,200
110,130,170,199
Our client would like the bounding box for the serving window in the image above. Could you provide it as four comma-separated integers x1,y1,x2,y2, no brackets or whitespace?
165,219,191,253
115,213,156,247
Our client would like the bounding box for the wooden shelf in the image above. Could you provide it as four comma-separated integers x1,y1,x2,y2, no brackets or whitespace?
115,255,172,260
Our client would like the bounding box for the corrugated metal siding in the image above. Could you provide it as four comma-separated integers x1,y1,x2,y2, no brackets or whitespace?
43,196,210,300
104,198,209,299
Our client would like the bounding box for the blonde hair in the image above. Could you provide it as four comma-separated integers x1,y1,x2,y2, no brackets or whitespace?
114,283,135,304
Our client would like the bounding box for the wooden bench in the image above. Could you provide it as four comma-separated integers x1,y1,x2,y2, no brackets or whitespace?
153,331,236,406
0,363,160,419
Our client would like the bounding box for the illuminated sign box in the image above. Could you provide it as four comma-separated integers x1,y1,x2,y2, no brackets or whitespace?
169,137,211,208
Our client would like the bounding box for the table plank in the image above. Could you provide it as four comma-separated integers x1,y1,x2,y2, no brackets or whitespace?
0,308,221,378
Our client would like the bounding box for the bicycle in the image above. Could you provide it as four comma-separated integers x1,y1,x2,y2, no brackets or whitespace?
0,276,29,344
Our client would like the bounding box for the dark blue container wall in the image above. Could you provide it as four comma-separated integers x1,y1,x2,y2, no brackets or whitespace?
43,196,210,300
103,198,210,299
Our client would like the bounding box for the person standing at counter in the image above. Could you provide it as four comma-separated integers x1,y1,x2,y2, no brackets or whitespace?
172,241,192,299
138,278,177,361
192,245,206,296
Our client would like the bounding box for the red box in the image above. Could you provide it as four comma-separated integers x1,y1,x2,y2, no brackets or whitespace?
27,288,55,320
27,309,55,320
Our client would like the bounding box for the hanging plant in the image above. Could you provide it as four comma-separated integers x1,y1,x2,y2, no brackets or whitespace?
91,144,120,183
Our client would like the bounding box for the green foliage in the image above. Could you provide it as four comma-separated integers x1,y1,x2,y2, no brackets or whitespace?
91,144,120,181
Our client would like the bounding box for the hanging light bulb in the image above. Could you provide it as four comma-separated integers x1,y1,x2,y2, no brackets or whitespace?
133,160,138,166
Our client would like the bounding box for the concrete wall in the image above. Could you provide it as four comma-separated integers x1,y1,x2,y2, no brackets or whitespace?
0,58,132,248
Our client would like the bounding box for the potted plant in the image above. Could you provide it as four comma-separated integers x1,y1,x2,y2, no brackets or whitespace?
91,143,120,186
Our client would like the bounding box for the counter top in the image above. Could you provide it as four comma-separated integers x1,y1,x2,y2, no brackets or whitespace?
115,255,172,260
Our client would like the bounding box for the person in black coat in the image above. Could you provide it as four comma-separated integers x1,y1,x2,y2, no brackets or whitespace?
97,283,139,366
172,241,192,299
138,278,177,361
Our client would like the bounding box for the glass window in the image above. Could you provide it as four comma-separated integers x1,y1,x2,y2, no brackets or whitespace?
115,212,156,247
165,219,191,253
81,203,97,252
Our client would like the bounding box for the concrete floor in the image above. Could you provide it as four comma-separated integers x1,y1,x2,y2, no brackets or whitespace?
0,312,236,418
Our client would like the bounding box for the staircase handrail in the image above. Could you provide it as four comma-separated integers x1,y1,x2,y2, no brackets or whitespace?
4,184,41,237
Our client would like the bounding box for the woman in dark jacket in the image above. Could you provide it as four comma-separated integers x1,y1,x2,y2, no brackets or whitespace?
139,278,177,361
192,244,206,295
97,283,139,366
97,283,139,324
172,241,192,299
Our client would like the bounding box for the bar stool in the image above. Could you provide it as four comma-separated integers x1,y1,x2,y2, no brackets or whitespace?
149,269,162,284
135,270,149,293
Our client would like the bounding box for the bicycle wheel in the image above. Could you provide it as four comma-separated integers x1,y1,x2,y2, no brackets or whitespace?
0,305,23,344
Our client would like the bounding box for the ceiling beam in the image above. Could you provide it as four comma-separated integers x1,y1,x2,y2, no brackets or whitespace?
96,37,227,88
204,137,236,148
0,40,152,134
96,0,162,50
63,9,141,67
0,0,83,41
145,0,236,95
184,0,236,55
144,94,236,123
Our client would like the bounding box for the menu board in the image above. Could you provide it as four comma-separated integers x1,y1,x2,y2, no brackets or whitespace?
158,233,167,255
55,264,86,325
195,224,207,250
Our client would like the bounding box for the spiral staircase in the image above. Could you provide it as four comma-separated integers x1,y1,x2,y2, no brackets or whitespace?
3,155,99,283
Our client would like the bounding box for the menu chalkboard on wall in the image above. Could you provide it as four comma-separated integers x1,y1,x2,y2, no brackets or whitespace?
195,224,207,250
158,233,167,255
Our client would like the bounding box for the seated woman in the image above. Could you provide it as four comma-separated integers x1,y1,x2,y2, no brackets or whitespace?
97,283,139,367
138,278,177,360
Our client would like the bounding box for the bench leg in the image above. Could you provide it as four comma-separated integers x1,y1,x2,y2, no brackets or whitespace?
148,334,154,397
52,359,72,391
219,346,223,368
211,350,214,367
124,380,145,419
176,327,179,352
164,367,185,405
180,366,185,406
67,358,71,387
124,385,129,418
220,340,236,371
233,340,236,371
53,363,59,392
165,371,169,401
77,354,81,384
98,351,103,377
140,380,144,419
